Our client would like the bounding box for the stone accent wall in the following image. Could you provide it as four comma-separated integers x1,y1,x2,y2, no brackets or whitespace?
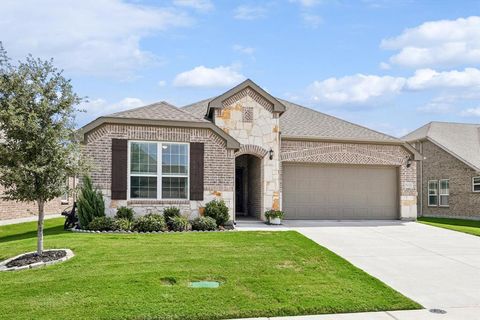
0,179,76,220
417,140,480,219
214,87,281,218
281,140,417,219
83,124,235,219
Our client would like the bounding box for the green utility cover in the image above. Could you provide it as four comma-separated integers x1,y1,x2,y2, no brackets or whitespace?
189,281,220,288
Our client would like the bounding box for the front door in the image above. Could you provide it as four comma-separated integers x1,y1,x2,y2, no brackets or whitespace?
235,168,244,214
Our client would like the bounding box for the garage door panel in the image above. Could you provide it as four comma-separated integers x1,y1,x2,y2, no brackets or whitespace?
283,163,398,220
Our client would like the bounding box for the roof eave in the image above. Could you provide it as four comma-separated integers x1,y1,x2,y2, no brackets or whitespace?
78,117,240,149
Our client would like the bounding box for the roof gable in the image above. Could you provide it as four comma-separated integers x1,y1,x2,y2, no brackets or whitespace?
206,79,286,117
403,121,480,171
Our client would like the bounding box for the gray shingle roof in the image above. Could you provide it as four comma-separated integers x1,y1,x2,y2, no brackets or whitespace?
182,98,400,143
108,101,208,123
403,121,480,171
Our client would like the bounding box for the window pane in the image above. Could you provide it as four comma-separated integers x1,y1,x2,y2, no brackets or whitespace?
162,177,188,199
440,180,449,195
162,143,188,175
130,176,157,199
474,177,480,184
428,181,438,195
428,195,438,206
475,184,480,192
130,142,157,174
440,195,449,206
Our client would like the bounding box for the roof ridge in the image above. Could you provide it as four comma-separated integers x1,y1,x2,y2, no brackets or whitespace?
108,101,174,117
175,102,209,122
430,120,480,126
278,98,400,141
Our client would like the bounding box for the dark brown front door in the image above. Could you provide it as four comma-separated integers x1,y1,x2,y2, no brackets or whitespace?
235,168,244,213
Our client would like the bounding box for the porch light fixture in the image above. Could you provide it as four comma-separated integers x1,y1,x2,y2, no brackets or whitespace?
269,148,274,160
406,156,412,168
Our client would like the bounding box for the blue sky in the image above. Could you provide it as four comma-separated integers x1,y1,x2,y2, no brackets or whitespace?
1,0,480,136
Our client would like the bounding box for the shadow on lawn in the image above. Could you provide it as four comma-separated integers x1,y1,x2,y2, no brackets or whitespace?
0,224,66,243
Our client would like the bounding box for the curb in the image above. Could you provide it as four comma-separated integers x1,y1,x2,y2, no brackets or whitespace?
0,249,75,272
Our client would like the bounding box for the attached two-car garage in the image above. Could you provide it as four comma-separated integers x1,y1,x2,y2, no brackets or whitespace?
282,163,399,220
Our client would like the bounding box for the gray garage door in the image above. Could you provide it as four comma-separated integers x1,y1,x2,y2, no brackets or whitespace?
282,163,398,220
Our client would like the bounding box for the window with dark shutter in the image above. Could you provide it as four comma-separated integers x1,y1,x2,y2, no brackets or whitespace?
111,139,128,200
190,143,204,200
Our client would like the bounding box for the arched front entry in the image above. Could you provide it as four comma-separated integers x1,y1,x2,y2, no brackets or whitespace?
235,154,262,220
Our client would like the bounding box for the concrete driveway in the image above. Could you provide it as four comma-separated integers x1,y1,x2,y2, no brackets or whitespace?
283,220,480,310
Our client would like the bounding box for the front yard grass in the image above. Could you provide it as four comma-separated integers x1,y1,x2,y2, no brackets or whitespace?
418,217,480,237
0,218,420,320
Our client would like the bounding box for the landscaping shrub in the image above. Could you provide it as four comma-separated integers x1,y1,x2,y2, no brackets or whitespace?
132,214,167,232
77,175,105,228
116,207,134,221
169,216,191,232
163,207,180,228
264,210,284,220
204,199,229,226
191,216,217,231
115,218,132,231
87,217,117,231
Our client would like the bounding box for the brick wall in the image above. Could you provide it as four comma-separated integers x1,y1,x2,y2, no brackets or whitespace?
280,139,417,219
418,140,480,219
83,124,235,218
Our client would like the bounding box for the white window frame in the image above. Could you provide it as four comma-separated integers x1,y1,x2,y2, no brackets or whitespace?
127,141,190,201
473,177,480,193
428,180,438,207
439,179,449,207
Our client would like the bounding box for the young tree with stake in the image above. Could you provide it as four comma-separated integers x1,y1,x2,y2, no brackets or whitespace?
0,43,84,255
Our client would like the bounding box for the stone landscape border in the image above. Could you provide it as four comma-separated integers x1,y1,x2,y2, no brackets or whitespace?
70,228,235,234
0,249,74,272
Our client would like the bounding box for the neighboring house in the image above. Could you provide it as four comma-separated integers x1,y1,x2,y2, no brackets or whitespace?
404,121,480,220
79,79,420,221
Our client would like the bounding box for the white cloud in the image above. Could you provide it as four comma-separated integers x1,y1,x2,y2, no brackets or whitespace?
173,0,214,12
417,100,454,114
381,16,480,68
461,107,480,117
157,80,167,87
0,0,192,78
302,13,322,28
233,5,267,20
290,0,322,7
233,45,255,55
406,68,480,90
308,74,406,103
78,97,145,124
379,62,391,70
173,65,246,88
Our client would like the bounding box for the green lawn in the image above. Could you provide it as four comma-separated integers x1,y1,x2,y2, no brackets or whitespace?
418,217,480,237
0,218,420,320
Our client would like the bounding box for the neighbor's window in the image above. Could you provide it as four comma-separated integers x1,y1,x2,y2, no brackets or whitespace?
473,177,480,192
428,180,438,206
439,179,449,207
129,141,188,199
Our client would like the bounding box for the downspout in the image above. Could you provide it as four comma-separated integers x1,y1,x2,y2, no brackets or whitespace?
419,141,423,217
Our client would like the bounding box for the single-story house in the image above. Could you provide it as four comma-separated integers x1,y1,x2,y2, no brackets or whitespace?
404,121,480,220
79,79,420,221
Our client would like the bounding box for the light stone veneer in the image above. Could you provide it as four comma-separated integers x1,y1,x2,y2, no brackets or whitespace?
214,88,282,218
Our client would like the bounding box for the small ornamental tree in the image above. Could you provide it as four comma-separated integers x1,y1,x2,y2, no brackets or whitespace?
0,43,83,255
77,175,105,228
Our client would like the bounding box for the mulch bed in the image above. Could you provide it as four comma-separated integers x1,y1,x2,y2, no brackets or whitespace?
6,250,67,268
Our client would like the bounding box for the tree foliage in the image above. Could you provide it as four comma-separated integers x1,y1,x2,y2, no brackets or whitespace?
77,175,105,228
0,42,84,253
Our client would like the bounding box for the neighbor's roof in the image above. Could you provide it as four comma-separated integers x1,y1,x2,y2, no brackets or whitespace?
183,98,401,143
403,121,480,171
79,101,240,148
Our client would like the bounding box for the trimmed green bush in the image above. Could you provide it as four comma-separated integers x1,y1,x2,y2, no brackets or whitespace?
115,218,132,231
77,175,105,228
132,214,167,232
191,216,217,231
163,207,181,228
204,199,229,226
116,207,134,221
169,216,191,232
264,210,284,220
88,217,117,231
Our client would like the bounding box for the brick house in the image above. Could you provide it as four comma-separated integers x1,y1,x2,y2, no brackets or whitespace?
79,79,420,221
404,122,480,220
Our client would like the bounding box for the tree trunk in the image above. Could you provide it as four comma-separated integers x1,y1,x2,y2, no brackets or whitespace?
37,200,45,255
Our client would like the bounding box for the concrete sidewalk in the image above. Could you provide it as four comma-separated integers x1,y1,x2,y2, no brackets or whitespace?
0,214,62,226
235,307,480,319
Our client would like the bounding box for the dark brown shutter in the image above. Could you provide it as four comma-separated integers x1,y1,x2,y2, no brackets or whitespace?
190,143,204,200
111,139,128,200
